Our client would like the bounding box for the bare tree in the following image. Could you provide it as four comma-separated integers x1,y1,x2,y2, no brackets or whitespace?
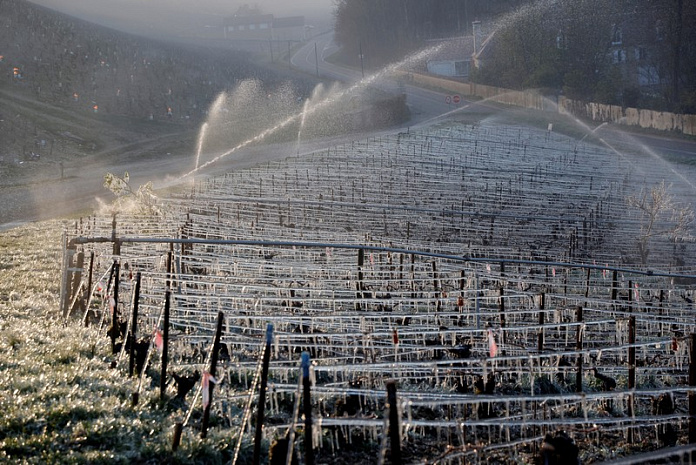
626,180,693,265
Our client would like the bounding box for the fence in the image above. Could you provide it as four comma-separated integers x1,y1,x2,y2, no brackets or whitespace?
398,71,696,135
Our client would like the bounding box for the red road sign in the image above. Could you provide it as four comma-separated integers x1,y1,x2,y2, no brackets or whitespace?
452,94,461,104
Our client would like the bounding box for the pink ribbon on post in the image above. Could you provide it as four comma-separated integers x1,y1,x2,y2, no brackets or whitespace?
488,329,498,358
154,329,163,353
202,371,218,410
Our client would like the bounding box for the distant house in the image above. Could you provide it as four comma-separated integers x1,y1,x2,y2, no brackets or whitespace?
606,8,667,95
223,14,308,42
425,36,475,79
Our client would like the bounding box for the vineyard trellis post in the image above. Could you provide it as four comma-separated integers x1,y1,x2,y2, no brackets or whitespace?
111,214,120,255
110,261,121,354
537,292,545,353
60,231,76,319
356,249,365,310
387,380,402,465
301,352,314,465
628,314,636,443
84,251,94,325
689,333,696,444
201,310,224,438
128,272,141,377
252,324,273,465
160,290,170,400
499,287,506,344
575,306,583,392
172,422,183,452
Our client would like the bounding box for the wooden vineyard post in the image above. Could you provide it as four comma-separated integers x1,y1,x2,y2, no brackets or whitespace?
111,214,120,256
628,316,636,387
84,251,94,322
128,272,142,377
499,287,506,344
659,290,665,336
166,248,173,290
399,253,404,285
252,324,273,465
627,315,636,443
60,236,76,319
387,381,402,465
432,261,441,311
302,352,314,465
201,311,224,439
160,290,170,400
575,306,583,393
68,251,84,317
172,422,183,451
690,333,696,444
356,249,365,310
537,292,545,353
110,261,121,354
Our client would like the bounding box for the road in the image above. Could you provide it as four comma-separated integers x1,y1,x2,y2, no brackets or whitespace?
294,33,696,157
291,32,455,128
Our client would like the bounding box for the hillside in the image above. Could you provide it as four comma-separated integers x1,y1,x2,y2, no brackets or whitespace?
0,0,316,185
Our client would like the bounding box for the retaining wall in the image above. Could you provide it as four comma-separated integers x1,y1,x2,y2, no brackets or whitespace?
402,71,696,136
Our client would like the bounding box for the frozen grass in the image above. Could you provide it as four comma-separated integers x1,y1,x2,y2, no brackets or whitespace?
0,222,244,464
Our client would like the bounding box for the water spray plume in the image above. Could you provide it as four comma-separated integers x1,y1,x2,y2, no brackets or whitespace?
194,122,209,174
177,43,444,182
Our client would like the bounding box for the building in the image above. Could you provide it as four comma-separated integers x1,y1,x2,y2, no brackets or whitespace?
223,14,308,42
425,36,475,79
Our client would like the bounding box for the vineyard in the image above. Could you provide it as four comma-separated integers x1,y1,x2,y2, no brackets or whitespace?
59,120,696,464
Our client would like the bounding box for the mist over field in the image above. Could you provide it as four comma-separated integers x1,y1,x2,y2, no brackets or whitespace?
27,0,335,38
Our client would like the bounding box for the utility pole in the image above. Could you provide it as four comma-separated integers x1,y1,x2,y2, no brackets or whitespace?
359,40,365,78
315,42,319,77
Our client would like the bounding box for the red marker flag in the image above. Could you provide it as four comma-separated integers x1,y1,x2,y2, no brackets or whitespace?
154,329,163,353
634,283,640,302
488,329,498,358
202,372,218,409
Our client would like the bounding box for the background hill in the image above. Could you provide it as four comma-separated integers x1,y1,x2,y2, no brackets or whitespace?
0,0,315,180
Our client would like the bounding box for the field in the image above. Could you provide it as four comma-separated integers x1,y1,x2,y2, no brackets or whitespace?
4,117,696,464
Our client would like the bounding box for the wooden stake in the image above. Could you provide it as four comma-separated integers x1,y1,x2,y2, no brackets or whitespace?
129,272,141,377
160,290,170,399
172,422,183,451
499,287,506,344
302,352,314,465
356,249,365,310
201,311,224,438
537,293,545,353
689,333,696,444
110,261,121,354
387,381,402,465
628,315,636,443
575,306,583,393
252,324,273,465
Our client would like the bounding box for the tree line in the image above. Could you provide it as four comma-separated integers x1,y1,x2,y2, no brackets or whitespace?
333,0,696,113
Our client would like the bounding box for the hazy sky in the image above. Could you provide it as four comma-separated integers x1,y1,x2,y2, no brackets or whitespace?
27,0,335,38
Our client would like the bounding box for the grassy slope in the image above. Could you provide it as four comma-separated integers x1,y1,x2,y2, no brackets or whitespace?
0,222,241,464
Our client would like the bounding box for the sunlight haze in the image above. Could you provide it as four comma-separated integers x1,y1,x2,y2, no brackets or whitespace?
27,0,335,38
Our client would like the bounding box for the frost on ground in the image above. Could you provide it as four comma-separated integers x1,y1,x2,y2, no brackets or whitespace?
2,119,696,464
0,222,241,464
